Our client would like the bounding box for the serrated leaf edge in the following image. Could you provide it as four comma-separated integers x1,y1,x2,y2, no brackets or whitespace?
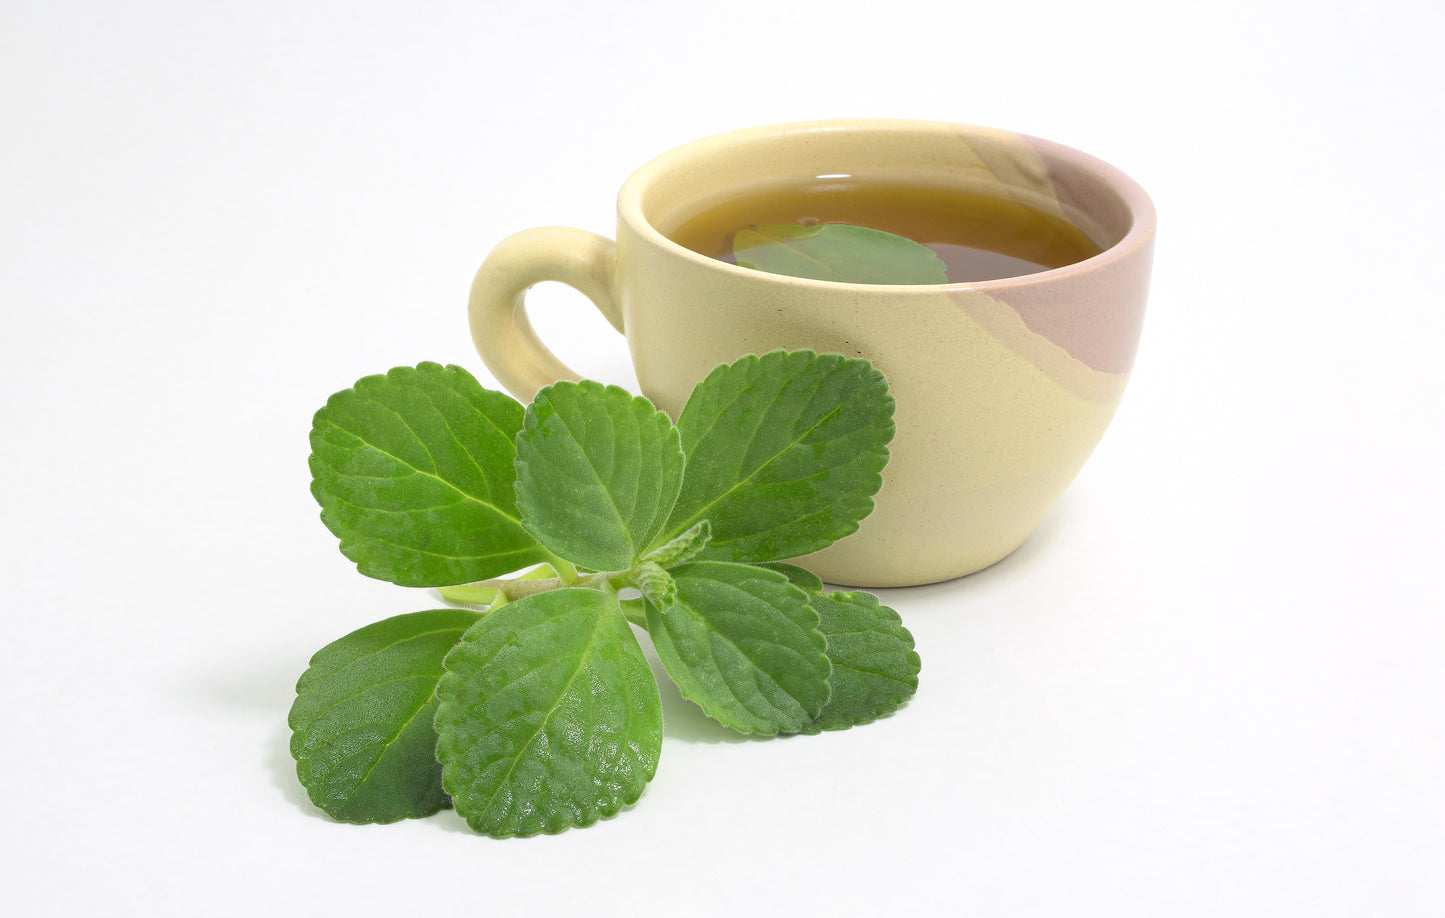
646,565,831,736
796,590,921,735
663,350,896,559
308,362,545,587
310,363,525,528
434,593,660,838
289,613,479,824
515,379,684,570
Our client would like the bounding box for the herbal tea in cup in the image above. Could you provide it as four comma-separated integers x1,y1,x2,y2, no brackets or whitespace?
468,120,1155,587
667,179,1103,285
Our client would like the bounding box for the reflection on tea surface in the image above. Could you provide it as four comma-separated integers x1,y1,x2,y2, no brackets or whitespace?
668,179,1102,283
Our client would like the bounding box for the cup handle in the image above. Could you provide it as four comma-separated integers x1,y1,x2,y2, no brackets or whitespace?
467,226,622,402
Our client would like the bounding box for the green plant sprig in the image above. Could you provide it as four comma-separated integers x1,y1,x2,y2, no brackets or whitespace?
734,223,949,284
289,350,922,837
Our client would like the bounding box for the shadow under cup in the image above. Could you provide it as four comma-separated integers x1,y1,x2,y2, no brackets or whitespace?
614,121,1155,587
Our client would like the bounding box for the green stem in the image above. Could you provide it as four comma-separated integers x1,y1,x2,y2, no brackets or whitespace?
500,577,570,600
516,562,560,582
438,565,632,611
438,561,573,607
437,583,501,605
550,557,581,585
440,570,618,604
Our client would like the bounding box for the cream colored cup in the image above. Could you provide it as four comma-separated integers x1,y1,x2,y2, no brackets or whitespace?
469,119,1154,588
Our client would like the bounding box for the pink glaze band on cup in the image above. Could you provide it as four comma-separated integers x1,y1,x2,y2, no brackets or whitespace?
470,120,1155,586
944,132,1154,396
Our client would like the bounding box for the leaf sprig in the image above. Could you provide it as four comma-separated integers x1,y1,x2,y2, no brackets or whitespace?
734,223,949,284
290,350,922,837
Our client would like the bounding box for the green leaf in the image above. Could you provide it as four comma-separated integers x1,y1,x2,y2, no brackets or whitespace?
755,562,824,593
309,363,549,587
289,608,481,823
628,560,677,608
644,561,831,735
516,380,685,572
800,591,920,734
734,223,949,285
618,598,647,628
434,589,662,838
642,520,711,569
660,350,895,563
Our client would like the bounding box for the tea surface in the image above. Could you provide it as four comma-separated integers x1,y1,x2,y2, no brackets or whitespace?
668,180,1102,283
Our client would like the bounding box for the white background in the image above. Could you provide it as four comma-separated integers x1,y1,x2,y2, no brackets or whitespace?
3,0,1442,914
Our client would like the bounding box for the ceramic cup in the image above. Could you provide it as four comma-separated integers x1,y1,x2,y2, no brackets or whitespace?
468,119,1154,587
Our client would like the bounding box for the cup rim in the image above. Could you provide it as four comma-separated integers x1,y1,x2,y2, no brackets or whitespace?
616,118,1156,292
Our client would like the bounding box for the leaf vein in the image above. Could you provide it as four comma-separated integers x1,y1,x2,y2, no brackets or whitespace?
337,532,541,566
549,401,634,558
667,403,844,542
830,661,918,686
315,417,523,527
328,693,439,804
297,673,440,735
299,625,471,703
421,384,505,506
474,605,609,822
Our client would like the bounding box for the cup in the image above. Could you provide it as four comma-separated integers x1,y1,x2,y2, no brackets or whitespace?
468,119,1154,588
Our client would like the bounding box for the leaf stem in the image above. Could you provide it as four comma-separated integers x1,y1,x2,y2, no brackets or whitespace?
439,569,620,607
550,557,581,585
500,577,569,599
438,583,501,606
619,598,647,628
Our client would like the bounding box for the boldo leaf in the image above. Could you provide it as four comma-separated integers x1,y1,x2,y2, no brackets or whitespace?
754,562,825,593
734,223,949,285
434,589,662,838
799,591,920,734
642,519,711,569
516,380,685,572
660,350,894,563
289,608,481,823
309,362,549,587
644,561,831,735
628,560,677,608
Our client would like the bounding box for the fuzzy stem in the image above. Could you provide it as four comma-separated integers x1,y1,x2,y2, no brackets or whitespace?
437,583,501,605
550,558,581,585
438,567,617,608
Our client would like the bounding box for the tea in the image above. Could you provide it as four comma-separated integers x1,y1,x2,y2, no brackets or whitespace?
667,178,1102,283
